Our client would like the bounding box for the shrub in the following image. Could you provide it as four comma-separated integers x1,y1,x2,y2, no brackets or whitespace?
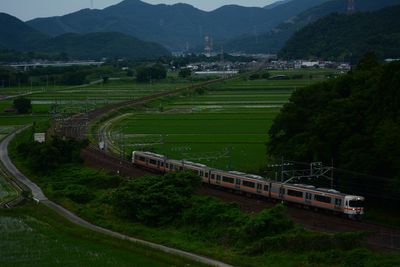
63,184,94,203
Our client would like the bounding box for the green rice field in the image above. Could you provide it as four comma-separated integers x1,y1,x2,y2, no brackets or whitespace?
109,70,334,173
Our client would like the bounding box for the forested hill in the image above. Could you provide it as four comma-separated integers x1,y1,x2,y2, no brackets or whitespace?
0,13,47,51
224,0,400,54
27,0,330,51
0,13,170,60
268,54,400,201
34,32,171,60
280,5,400,60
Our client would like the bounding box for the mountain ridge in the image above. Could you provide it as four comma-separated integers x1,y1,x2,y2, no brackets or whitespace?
0,13,170,60
224,0,400,54
279,5,400,60
26,0,333,51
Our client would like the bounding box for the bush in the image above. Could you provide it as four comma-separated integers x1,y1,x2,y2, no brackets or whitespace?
111,172,200,225
249,73,261,80
16,136,88,174
179,68,192,78
13,97,32,114
63,184,94,203
136,64,167,82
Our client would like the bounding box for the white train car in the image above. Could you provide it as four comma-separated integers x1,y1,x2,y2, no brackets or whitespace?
132,151,365,219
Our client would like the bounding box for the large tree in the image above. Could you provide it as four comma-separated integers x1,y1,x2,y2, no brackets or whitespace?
13,97,32,114
268,54,400,201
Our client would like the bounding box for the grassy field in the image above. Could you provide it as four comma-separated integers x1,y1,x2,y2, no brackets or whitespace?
0,203,209,267
0,175,18,204
0,76,194,116
109,70,333,173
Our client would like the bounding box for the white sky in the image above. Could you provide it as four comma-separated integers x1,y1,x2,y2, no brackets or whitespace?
0,0,278,21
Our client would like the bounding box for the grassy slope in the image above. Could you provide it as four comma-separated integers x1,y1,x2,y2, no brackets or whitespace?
0,203,209,267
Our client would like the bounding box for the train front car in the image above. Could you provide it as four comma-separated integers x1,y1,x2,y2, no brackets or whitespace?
344,195,365,220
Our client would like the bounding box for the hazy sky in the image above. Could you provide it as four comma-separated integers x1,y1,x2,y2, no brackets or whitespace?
0,0,278,21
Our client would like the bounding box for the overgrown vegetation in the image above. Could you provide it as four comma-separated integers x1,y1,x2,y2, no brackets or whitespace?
136,64,167,82
15,135,87,173
9,125,400,266
13,97,31,114
268,54,400,202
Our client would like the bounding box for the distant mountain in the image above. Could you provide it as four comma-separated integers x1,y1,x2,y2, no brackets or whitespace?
27,0,332,51
264,0,293,10
35,32,170,60
0,12,47,51
224,0,400,54
0,13,170,60
280,5,400,60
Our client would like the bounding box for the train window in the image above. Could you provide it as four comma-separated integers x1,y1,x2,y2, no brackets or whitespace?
149,159,157,165
335,199,342,206
257,184,262,190
264,185,269,191
287,190,303,198
306,193,312,200
314,195,331,204
211,174,215,179
242,180,255,188
166,163,169,169
279,188,285,195
200,171,204,177
236,179,241,185
349,200,364,208
138,156,146,161
222,176,234,184
170,164,175,170
205,172,209,178
216,175,221,181
160,162,164,167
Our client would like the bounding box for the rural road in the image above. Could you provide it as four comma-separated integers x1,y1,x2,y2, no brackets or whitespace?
0,126,233,267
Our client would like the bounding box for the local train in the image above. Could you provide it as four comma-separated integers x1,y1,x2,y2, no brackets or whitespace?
132,151,365,219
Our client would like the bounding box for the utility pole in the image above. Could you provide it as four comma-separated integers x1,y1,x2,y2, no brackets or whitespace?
347,0,355,14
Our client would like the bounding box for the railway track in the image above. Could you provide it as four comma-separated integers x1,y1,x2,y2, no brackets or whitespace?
79,145,400,251
54,75,400,251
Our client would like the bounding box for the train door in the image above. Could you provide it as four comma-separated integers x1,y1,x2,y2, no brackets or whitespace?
235,178,241,189
334,198,342,210
305,192,312,204
256,183,262,193
279,187,285,200
216,174,221,185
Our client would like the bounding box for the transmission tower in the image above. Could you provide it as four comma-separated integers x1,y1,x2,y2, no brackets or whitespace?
347,0,355,14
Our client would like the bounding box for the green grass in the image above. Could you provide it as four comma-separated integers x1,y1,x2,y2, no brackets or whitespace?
0,203,210,267
111,112,276,172
0,175,18,204
108,74,315,173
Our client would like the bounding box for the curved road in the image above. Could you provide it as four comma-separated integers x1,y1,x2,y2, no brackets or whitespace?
0,126,233,267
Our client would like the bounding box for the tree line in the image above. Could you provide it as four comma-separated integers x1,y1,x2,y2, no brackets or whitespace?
268,54,400,202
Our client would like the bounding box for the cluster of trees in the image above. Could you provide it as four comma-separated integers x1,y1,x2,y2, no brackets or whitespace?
0,49,68,63
0,67,29,87
280,5,400,61
268,54,400,201
248,72,271,80
109,172,364,254
15,136,88,173
135,64,167,82
13,97,32,114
